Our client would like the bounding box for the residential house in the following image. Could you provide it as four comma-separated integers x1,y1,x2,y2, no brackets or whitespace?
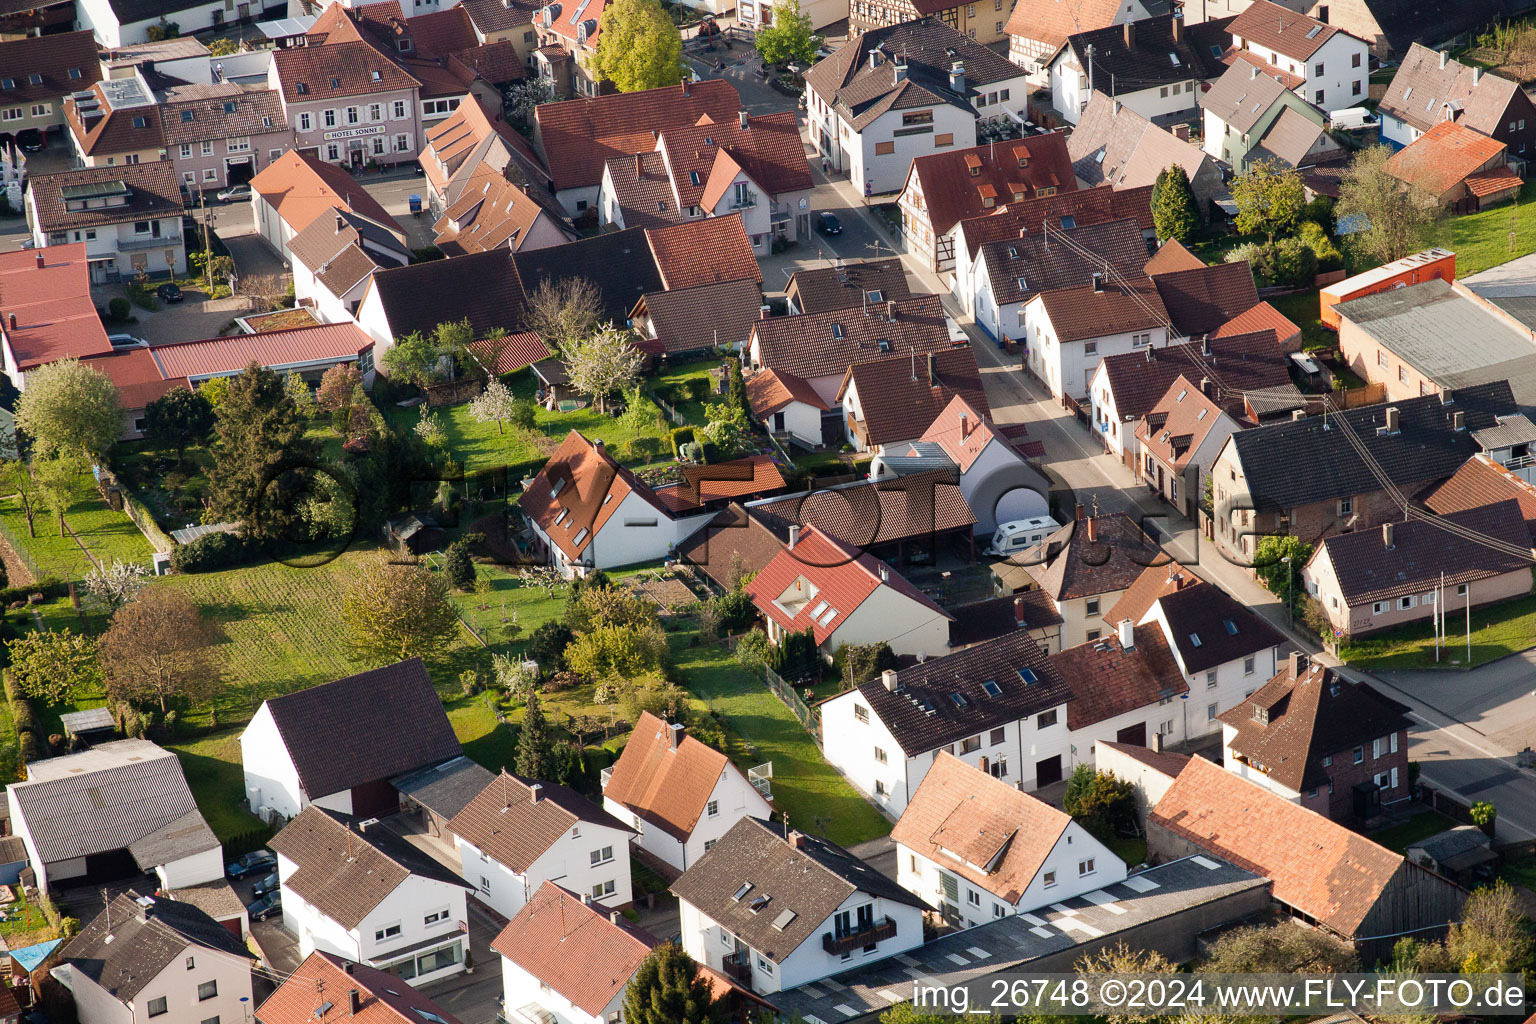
917,394,1051,534
0,244,114,390
746,523,954,658
1423,452,1536,540
249,149,405,261
1049,16,1232,126
514,220,672,320
159,881,250,942
1377,45,1536,159
1150,753,1466,958
286,207,412,322
1134,375,1243,517
240,658,465,821
1066,93,1224,216
62,74,166,168
268,40,423,170
738,0,845,31
418,93,562,231
528,0,610,100
892,753,1125,928
1151,261,1261,338
993,510,1164,647
518,430,714,576
0,32,101,142
600,110,813,252
848,0,1011,46
270,808,473,984
8,739,223,893
1050,618,1192,754
460,0,542,60
746,368,833,447
1219,651,1413,819
838,347,988,453
431,153,571,256
1089,331,1300,469
1023,274,1172,402
158,83,292,193
804,19,1032,195
601,711,774,873
1307,0,1507,60
255,953,465,1024
1006,0,1154,86
532,79,741,216
818,627,1077,811
26,161,185,280
651,455,787,518
57,891,253,1024
1209,382,1518,563
645,217,764,290
673,817,927,994
1212,298,1304,350
1385,120,1521,210
943,590,1064,653
895,132,1075,272
75,0,283,47
450,770,635,919
950,184,1157,317
1303,502,1534,638
678,501,793,594
629,279,764,359
1200,62,1342,171
971,217,1150,346
786,258,911,314
1225,0,1370,110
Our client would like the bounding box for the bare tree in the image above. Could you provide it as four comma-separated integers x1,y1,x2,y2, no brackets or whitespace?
526,278,604,353
99,588,223,713
237,272,292,313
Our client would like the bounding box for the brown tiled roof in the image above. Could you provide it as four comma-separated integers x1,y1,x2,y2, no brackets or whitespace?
534,79,741,190
466,332,550,374
891,752,1073,903
907,133,1075,239
286,208,408,286
787,258,911,314
270,807,470,928
159,85,287,146
64,80,164,157
1004,0,1120,53
1378,42,1525,136
603,150,680,229
1385,120,1507,197
28,161,182,232
1251,106,1335,169
838,347,989,447
448,41,527,86
1052,623,1187,729
251,149,403,236
958,185,1155,259
947,591,1064,648
1200,62,1294,134
83,347,187,410
1466,168,1523,198
660,110,812,207
490,884,656,1016
1217,656,1411,792
0,31,99,104
449,771,632,872
1103,560,1198,628
752,294,956,382
1313,499,1532,605
979,217,1149,308
746,367,829,415
604,712,735,841
65,891,252,1002
517,430,670,560
1034,276,1169,342
750,469,976,547
1144,238,1205,276
433,162,555,254
1213,300,1302,349
1229,0,1345,60
257,953,465,1024
634,278,763,355
367,246,534,342
262,658,463,799
460,0,537,32
677,501,789,590
646,215,762,289
1064,15,1232,90
1154,581,1286,676
1135,374,1232,472
1018,512,1164,601
272,40,420,103
1422,454,1536,538
1095,330,1293,423
657,455,786,512
1151,262,1260,337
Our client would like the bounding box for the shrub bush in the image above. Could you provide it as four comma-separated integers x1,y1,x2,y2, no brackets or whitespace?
1300,194,1336,234
669,425,695,455
1298,221,1344,273
684,377,712,402
0,577,64,606
1267,237,1319,287
107,297,131,321
169,530,265,573
711,590,756,632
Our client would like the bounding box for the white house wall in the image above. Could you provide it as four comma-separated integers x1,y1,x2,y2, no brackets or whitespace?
1139,602,1281,739
1024,298,1172,400
960,437,1050,535
240,702,303,822
831,585,950,659
498,951,625,1024
60,967,133,1024
457,821,633,921
155,847,225,890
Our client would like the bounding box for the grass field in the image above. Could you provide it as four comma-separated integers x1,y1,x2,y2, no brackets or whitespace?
650,357,724,425
1340,591,1536,669
1426,183,1536,278
1369,810,1457,853
448,563,571,658
0,474,155,582
168,730,267,841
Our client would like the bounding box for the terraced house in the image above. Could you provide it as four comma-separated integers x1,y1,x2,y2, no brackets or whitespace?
0,31,101,143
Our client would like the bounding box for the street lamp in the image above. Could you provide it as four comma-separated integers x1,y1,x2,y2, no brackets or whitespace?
1281,555,1293,631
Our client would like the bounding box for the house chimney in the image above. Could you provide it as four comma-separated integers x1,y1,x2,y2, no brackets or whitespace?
335,213,345,232
868,48,883,71
893,60,908,84
1288,650,1308,678
530,782,543,803
582,892,593,905
1316,3,1328,20
1151,730,1164,752
1172,13,1183,41
788,524,800,548
1091,271,1103,292
668,722,684,750
1123,21,1135,47
738,109,749,129
345,989,361,1016
878,563,889,582
1074,502,1085,522
1385,406,1400,433
1382,521,1395,549
1292,409,1305,421
1171,122,1190,141
1202,333,1212,357
1112,98,1122,116
1474,66,1484,85
1199,376,1212,397
34,252,44,269
1014,596,1027,624
343,962,355,976
6,314,14,331
881,668,899,691
681,77,691,96
1250,63,1261,79
609,910,622,924
959,412,969,437
634,152,643,179
1086,516,1098,542
788,830,806,849
948,60,965,94
1453,410,1465,431
1439,49,1449,68
1117,618,1135,650
927,351,937,387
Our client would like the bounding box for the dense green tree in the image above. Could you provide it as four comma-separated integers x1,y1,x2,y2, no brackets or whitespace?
382,331,445,388
622,944,725,1024
527,620,575,671
1198,922,1357,974
755,0,820,66
205,363,320,541
341,555,462,664
143,388,215,464
515,691,557,779
443,538,476,590
15,358,122,462
1231,158,1306,242
1252,534,1312,604
1337,143,1443,265
1062,765,1136,842
6,629,101,704
593,0,683,91
1152,164,1200,242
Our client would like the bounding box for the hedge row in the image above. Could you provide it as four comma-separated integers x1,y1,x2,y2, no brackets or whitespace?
169,531,265,574
0,577,65,606
3,672,44,764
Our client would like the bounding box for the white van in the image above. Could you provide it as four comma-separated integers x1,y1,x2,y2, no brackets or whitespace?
1329,107,1379,131
984,515,1061,557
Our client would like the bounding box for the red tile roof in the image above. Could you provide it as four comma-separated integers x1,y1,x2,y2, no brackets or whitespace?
0,244,113,370
1229,0,1345,60
1150,262,1261,337
603,711,735,841
1135,374,1233,471
746,524,952,646
490,884,654,1017
959,185,1154,259
906,133,1077,239
148,323,375,380
659,110,813,208
251,150,403,237
645,215,762,289
1422,454,1536,537
1212,299,1302,349
1466,168,1523,198
920,394,999,472
466,331,550,375
1385,120,1508,198
653,454,786,512
82,347,188,410
746,367,829,416
271,38,421,101
1050,622,1187,729
1003,0,1120,53
517,430,669,561
257,953,464,1024
1143,238,1206,276
534,79,742,190
839,346,989,447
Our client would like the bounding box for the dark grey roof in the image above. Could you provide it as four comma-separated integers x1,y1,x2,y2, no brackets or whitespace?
947,592,1064,648
368,249,532,343
670,817,924,964
1154,582,1286,675
391,756,496,821
1226,381,1518,513
1407,826,1491,862
834,629,1074,757
263,659,463,801
511,226,664,324
1063,15,1232,91
978,217,1150,308
64,891,252,1003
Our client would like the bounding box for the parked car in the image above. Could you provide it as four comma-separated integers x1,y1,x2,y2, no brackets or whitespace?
107,333,147,348
251,870,280,899
815,211,842,236
216,183,252,203
246,891,281,921
156,283,184,303
227,849,277,878
16,129,44,153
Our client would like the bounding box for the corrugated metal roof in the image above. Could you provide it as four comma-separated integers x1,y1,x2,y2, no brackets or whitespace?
149,323,373,379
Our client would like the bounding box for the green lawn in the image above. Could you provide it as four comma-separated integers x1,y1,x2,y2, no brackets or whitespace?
1267,289,1333,352
168,730,267,841
448,563,571,658
445,694,520,774
1499,854,1536,890
669,627,892,847
0,474,155,582
650,357,724,425
1340,591,1536,669
0,890,56,945
1369,810,1457,853
1426,182,1536,278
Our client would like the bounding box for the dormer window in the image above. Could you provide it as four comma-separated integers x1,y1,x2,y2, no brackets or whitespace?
1252,704,1268,724
831,323,844,339
330,77,342,88
68,68,82,79
371,70,382,81
181,110,194,122
867,290,882,302
296,82,309,94
224,101,236,113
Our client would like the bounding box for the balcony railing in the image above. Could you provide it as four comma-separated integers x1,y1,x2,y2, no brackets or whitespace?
729,193,757,209
720,953,753,987
748,762,773,802
118,234,182,251
822,917,897,955
600,766,613,790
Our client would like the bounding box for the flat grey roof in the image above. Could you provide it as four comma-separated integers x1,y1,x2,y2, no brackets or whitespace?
771,856,1267,1024
59,707,115,735
391,755,495,821
1473,413,1536,450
